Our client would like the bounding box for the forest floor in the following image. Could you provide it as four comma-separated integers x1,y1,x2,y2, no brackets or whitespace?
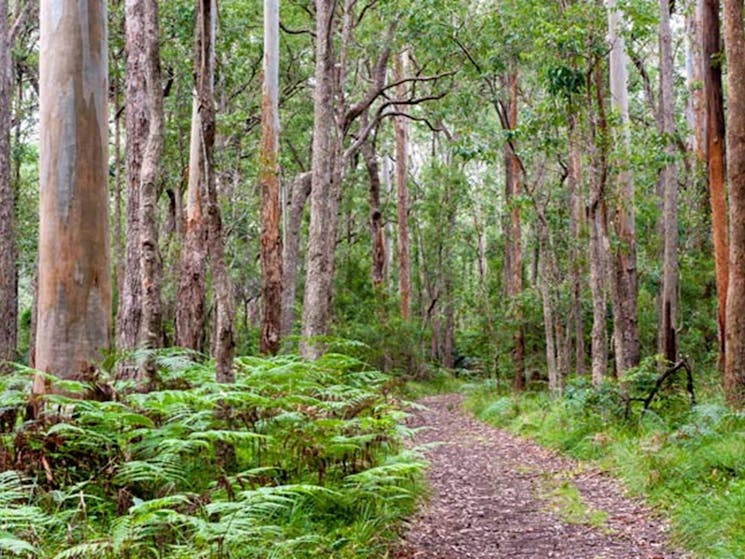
394,393,688,559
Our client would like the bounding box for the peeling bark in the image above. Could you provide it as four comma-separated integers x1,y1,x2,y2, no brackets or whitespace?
36,0,111,389
175,95,208,351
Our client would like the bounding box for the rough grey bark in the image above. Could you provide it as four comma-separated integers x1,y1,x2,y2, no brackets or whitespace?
117,0,163,384
35,0,111,390
0,0,17,370
117,0,151,353
658,0,680,364
606,0,640,373
361,136,387,290
175,95,208,351
589,65,609,387
259,0,282,355
280,172,311,337
300,0,338,359
723,0,745,407
394,51,411,320
196,0,234,382
175,3,211,352
137,0,165,366
298,2,395,358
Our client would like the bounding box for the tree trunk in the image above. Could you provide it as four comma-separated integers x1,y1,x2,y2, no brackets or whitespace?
539,221,561,394
361,137,387,290
280,172,311,337
138,0,165,373
567,112,585,375
658,0,680,364
723,0,745,407
0,0,17,370
703,0,729,372
504,71,525,390
300,0,338,359
118,0,152,353
687,1,707,160
259,0,282,355
607,0,640,373
197,0,234,382
589,199,608,387
35,0,111,390
114,74,123,299
589,64,609,387
394,52,411,320
175,17,209,353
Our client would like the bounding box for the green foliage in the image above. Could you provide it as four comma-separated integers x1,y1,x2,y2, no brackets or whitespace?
0,352,425,559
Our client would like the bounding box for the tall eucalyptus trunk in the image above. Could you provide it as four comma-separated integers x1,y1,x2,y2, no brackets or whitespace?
361,136,387,290
280,172,311,337
0,0,17,370
687,1,707,161
117,0,164,384
259,0,282,355
197,0,235,382
394,52,411,320
300,0,338,359
504,70,525,389
567,111,585,375
117,0,151,354
138,0,165,370
658,0,680,364
35,0,111,391
723,0,745,407
703,0,729,372
589,64,609,387
606,0,640,373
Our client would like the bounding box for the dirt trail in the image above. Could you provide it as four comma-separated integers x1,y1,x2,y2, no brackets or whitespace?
395,393,686,559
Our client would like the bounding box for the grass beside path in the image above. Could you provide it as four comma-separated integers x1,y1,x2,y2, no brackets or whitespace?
462,379,745,559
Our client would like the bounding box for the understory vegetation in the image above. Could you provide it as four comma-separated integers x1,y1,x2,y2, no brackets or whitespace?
463,364,745,559
0,351,424,559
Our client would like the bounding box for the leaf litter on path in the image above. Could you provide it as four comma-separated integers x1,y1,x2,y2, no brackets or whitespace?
394,393,687,559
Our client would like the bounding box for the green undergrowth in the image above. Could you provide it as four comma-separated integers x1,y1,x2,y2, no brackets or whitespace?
0,350,426,559
464,375,745,559
401,367,465,400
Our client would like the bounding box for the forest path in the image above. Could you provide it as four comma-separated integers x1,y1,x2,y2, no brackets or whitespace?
394,393,686,559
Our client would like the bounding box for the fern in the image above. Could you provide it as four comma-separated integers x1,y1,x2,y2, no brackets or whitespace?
1,349,426,559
